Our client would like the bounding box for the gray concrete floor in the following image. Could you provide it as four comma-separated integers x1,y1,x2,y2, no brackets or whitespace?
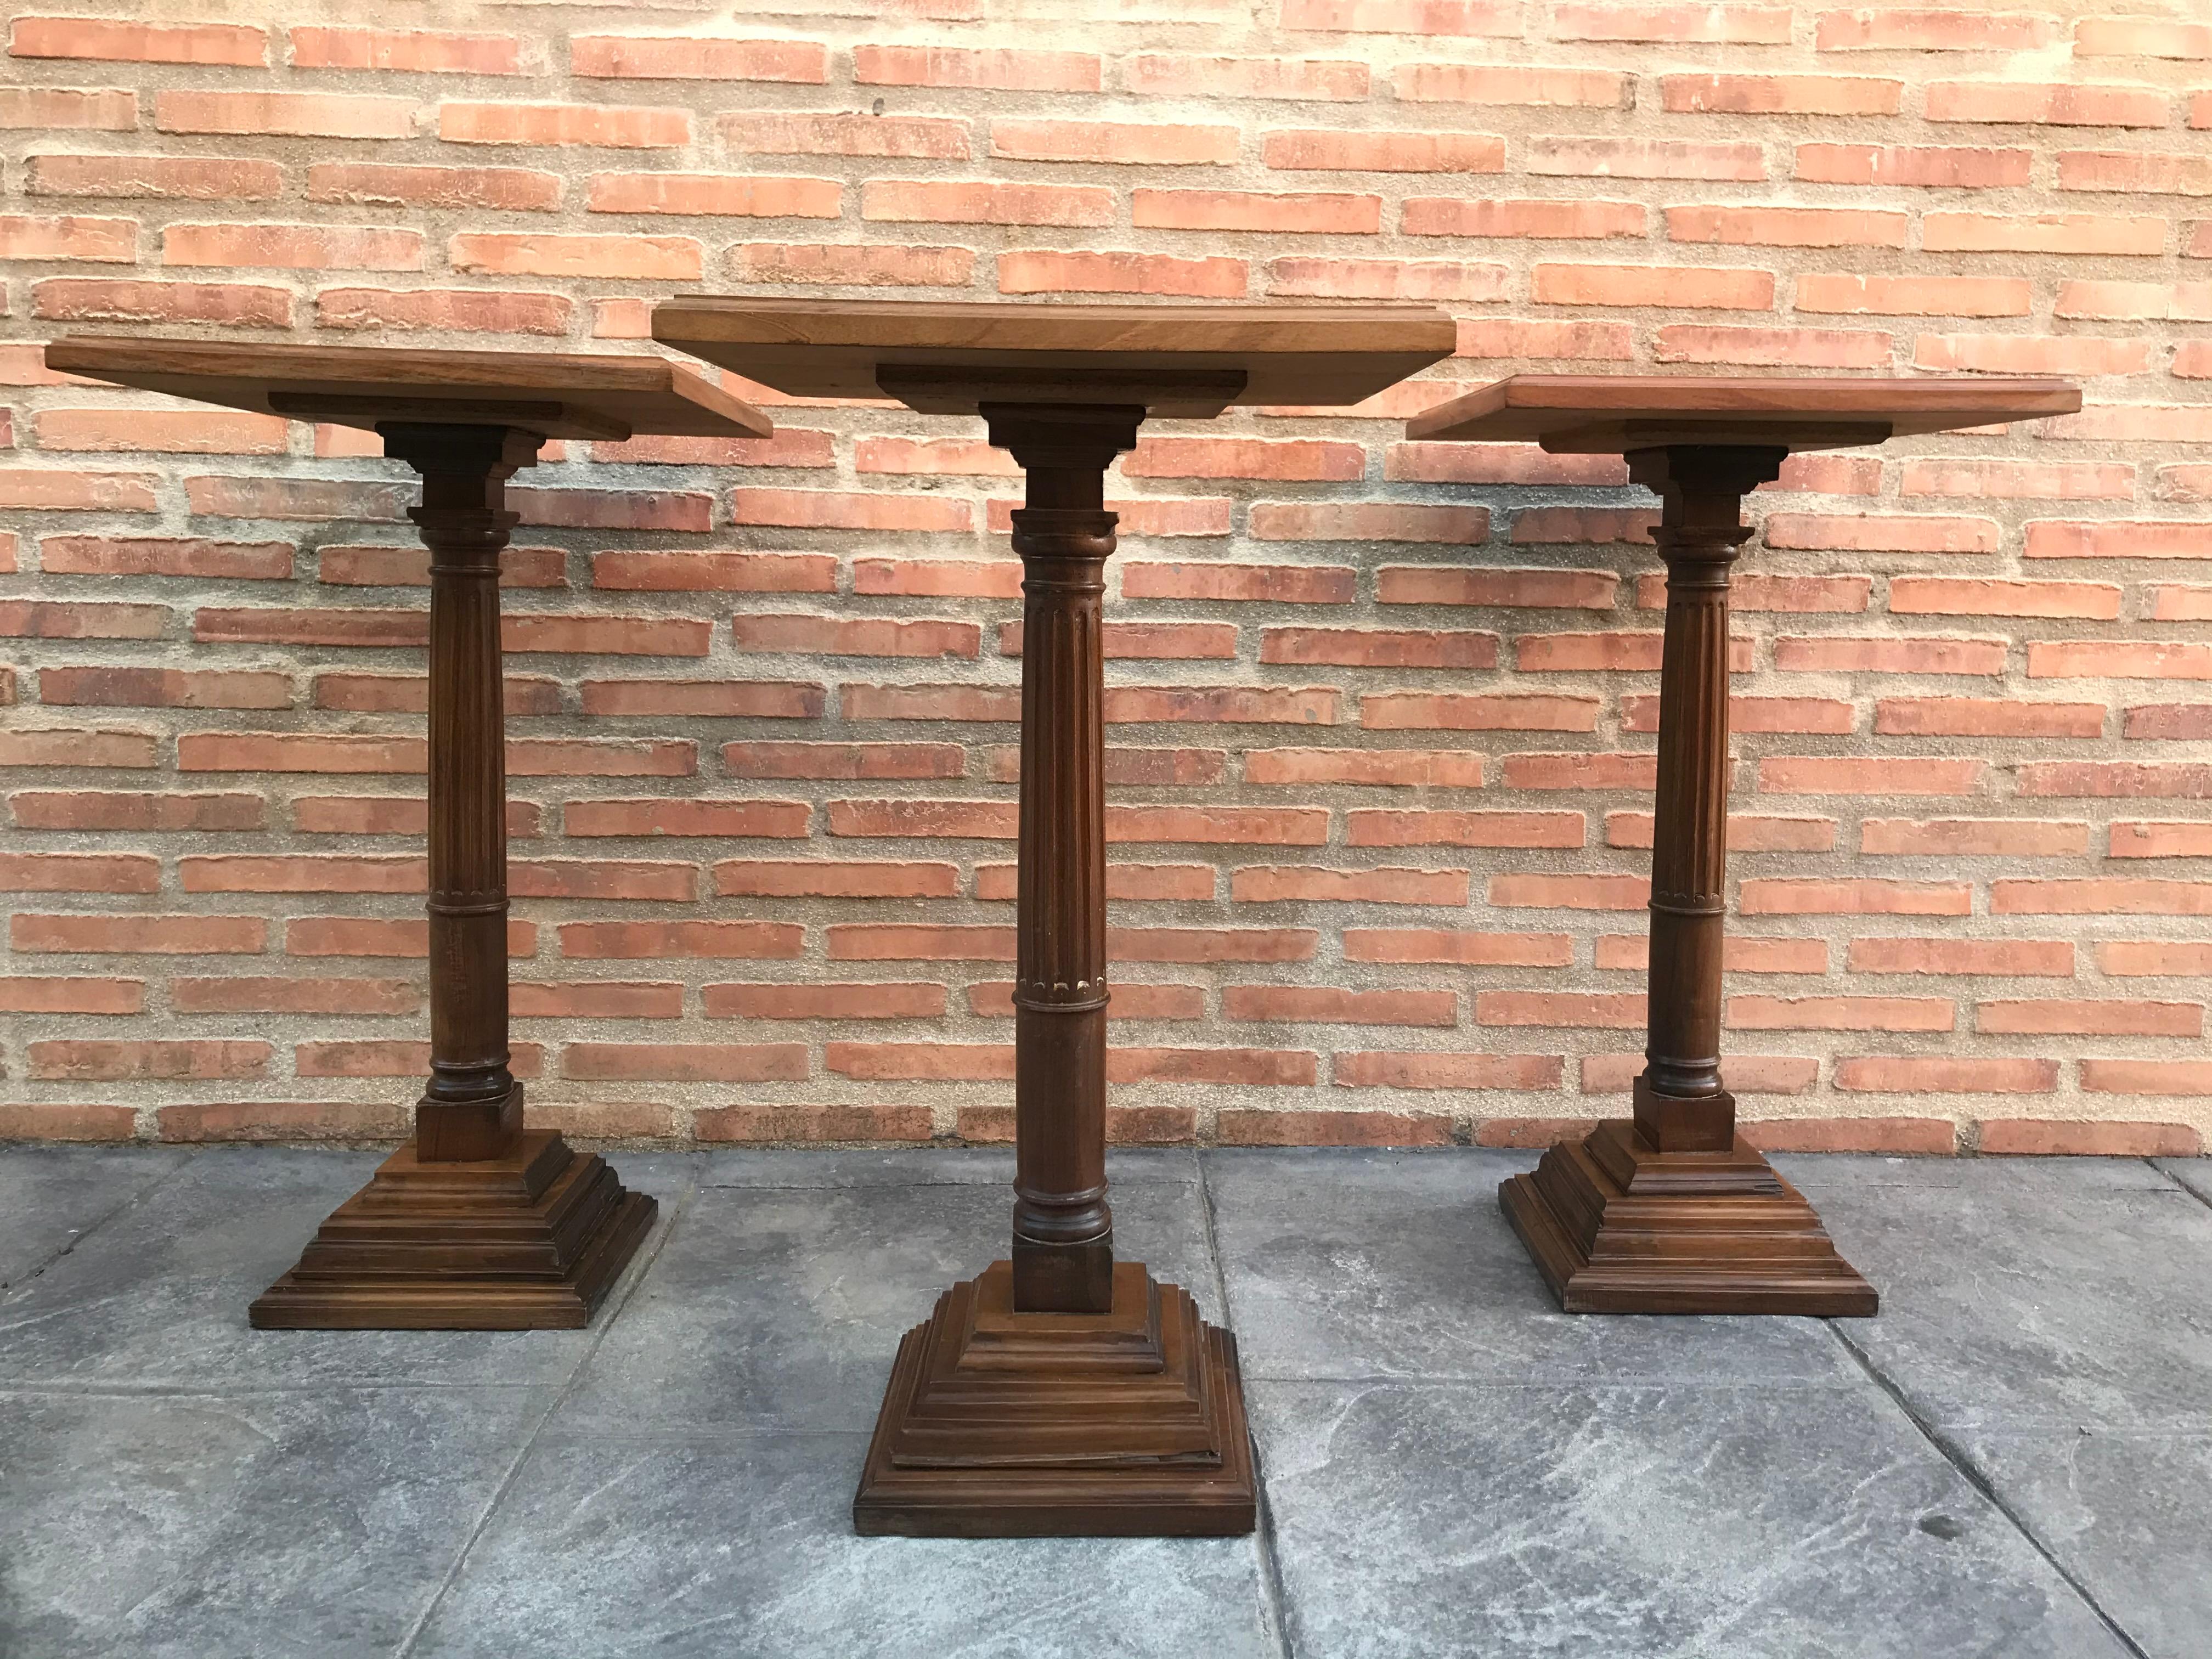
2,1143,2207,1658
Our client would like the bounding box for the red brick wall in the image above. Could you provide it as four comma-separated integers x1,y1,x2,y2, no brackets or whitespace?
1,4,2207,1154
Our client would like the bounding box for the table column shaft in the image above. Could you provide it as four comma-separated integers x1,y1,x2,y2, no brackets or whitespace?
384,424,540,1162
1629,445,1785,1153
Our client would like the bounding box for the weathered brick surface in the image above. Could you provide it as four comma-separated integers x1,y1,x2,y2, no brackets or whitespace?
0,3,2204,1150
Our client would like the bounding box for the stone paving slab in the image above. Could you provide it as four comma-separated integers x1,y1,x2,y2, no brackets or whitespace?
1251,1379,2129,1659
1,1144,2203,1657
415,1430,1278,1659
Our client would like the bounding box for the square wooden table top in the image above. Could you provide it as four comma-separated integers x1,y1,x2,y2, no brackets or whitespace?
1408,374,2081,453
651,298,1458,417
43,336,770,442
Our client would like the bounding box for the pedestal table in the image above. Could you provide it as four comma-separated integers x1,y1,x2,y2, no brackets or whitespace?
43,336,772,1329
1407,374,2079,1316
654,298,1457,1533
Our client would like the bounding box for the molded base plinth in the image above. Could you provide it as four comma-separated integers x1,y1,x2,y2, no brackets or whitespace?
854,1260,1257,1537
1500,1119,1877,1317
249,1130,656,1330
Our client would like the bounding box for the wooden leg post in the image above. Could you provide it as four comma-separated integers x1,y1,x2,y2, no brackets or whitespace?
251,424,656,1330
853,405,1257,1536
1499,445,1877,1317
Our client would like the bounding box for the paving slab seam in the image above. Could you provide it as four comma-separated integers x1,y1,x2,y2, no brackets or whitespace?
1823,1318,2153,1659
0,1146,204,1299
391,1170,699,1659
1198,1152,1296,1659
2153,1156,2212,1217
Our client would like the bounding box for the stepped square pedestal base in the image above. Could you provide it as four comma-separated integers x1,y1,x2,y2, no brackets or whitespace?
1502,1119,1877,1317
250,1130,656,1330
854,1261,1257,1537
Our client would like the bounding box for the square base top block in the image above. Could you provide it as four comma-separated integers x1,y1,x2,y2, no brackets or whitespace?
43,336,771,442
651,297,1458,417
1407,373,2080,454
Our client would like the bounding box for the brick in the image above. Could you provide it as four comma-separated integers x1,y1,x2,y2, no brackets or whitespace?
1489,873,1649,909
164,222,421,271
1979,1116,2199,1154
1597,933,1827,973
857,45,1097,89
2018,759,2212,794
1478,990,1644,1028
597,432,833,470
0,728,160,768
0,213,136,262
1221,984,1458,1028
866,178,1109,227
292,26,521,73
0,975,143,1014
1505,752,1658,789
1742,1119,1958,1154
1860,817,2089,856
10,791,262,832
1904,460,2132,500
11,18,264,64
1283,0,1521,29
1110,927,1317,963
450,233,698,280
1924,212,2165,256
1980,999,2200,1037
1726,996,1954,1032
724,742,960,781
2073,17,2212,58
1534,264,1775,310
2111,820,2212,856
1795,143,2032,187
0,86,136,129
1245,748,1483,787
1407,198,1644,240
1557,4,1791,42
1928,82,2170,127
1380,565,1618,609
2053,288,2212,325
1992,878,2212,915
569,36,825,81
0,1103,136,1141
562,1043,806,1083
1606,811,1836,852
2078,1063,2212,1102
171,976,414,1015
1216,1107,1451,1145
1456,318,1637,360
1127,55,1369,101
1266,257,1508,301
729,614,978,661
1891,576,2120,620
2100,940,2212,976
1397,64,1627,106
1741,878,1972,915
1330,1053,1564,1092
1773,634,2006,675
1848,937,2074,977
1665,74,1901,114
1346,809,1584,847
1133,188,1379,235
994,119,1238,166
1874,698,2104,739
156,89,413,140
0,851,159,893
37,407,286,454
1263,128,1503,173
2027,521,2211,561
1833,1057,2057,1093
1527,137,1763,181
30,1040,269,1081
698,1104,933,1144
1817,8,2058,49
1670,205,1908,248
1259,627,1497,670
316,287,572,336
1760,755,1985,796
14,912,264,955
40,666,291,710
285,917,533,959
438,101,689,148
25,153,279,201
1798,274,2031,317
33,277,291,328
2058,149,2212,195
729,488,971,533
721,111,969,159
826,1042,1013,1082
1345,929,1572,966
1,599,166,637
1361,692,1600,732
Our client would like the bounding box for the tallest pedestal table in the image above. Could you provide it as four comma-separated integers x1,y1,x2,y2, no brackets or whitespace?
1407,375,2079,1316
655,299,1455,1534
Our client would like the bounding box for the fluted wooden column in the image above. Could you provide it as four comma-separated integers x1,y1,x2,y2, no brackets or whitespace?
986,404,1143,1313
1628,444,1785,1154
380,423,544,1161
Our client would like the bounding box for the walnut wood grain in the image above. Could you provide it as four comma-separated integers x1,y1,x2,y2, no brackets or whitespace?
42,335,769,440
651,297,1456,413
1408,373,2080,452
1403,371,2094,1317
